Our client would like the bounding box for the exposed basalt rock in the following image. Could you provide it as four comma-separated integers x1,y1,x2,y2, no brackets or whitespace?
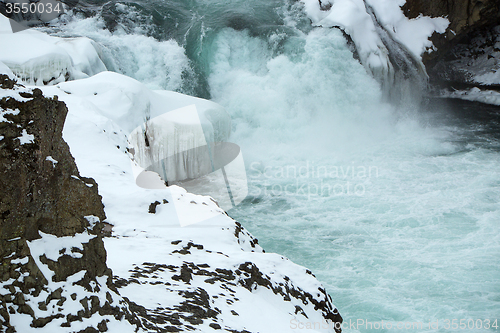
403,0,499,44
0,75,140,332
233,222,261,250
402,0,500,89
0,77,106,241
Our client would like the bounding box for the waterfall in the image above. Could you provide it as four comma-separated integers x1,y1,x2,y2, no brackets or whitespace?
363,1,429,107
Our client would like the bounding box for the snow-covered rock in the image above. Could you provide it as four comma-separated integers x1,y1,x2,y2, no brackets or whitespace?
34,71,342,332
0,66,341,332
0,60,15,80
0,15,106,85
302,0,392,79
300,0,447,81
442,87,500,106
55,71,230,137
0,76,139,333
365,0,448,58
0,23,342,332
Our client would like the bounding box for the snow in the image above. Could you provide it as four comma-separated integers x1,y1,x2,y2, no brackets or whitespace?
0,108,20,123
129,104,221,182
0,32,72,85
0,60,15,79
300,0,448,76
443,88,500,106
302,0,392,78
54,71,246,212
55,71,231,134
10,257,29,265
28,230,96,265
46,155,58,167
18,128,34,144
85,215,100,228
365,0,448,57
36,69,338,331
0,83,33,102
0,15,106,85
4,230,137,333
475,70,500,85
54,37,107,79
0,14,12,33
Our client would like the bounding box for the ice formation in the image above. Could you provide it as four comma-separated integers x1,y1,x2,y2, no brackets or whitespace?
56,71,246,213
300,0,448,80
0,15,106,85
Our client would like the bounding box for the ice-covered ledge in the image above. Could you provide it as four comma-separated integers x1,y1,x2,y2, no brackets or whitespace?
0,16,106,85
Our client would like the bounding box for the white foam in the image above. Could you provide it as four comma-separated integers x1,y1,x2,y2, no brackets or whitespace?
52,15,192,91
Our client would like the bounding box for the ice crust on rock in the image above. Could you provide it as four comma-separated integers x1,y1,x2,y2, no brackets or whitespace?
0,15,106,85
301,0,448,79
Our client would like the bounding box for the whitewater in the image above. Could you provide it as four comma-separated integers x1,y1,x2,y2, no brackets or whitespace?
33,0,500,331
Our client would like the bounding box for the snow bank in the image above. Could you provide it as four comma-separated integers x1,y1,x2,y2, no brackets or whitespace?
55,71,230,135
4,230,136,333
0,15,106,85
475,70,500,85
0,60,15,79
53,37,107,79
443,87,500,106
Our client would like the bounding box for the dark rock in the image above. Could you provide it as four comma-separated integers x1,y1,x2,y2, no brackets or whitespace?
402,0,500,88
209,323,221,329
148,201,161,214
0,76,142,331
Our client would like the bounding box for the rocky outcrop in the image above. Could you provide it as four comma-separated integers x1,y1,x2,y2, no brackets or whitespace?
0,75,138,332
403,0,499,47
402,0,500,89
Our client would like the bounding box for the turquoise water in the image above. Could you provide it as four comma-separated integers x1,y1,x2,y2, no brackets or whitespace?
54,1,500,331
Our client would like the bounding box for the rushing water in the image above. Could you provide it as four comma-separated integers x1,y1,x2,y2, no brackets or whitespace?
51,0,500,331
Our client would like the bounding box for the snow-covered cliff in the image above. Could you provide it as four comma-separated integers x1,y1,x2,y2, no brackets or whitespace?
0,19,342,333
